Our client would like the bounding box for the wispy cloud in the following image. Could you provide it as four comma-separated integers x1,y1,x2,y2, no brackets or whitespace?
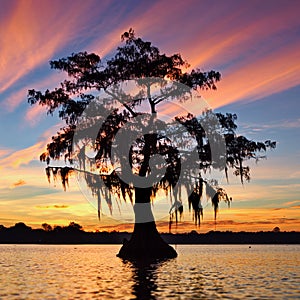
4,71,66,113
0,147,12,159
36,204,69,209
201,44,300,108
25,105,48,127
240,119,300,135
0,120,66,169
283,200,300,206
11,179,26,188
0,141,45,168
0,1,109,95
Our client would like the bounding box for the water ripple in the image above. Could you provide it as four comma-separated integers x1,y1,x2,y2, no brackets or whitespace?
0,244,299,299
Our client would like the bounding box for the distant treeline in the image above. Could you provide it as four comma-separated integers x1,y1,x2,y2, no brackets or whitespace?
0,222,299,244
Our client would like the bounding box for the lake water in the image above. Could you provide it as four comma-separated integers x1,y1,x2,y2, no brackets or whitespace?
0,244,299,299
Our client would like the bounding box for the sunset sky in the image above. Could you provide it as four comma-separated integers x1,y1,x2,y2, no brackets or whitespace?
0,0,300,232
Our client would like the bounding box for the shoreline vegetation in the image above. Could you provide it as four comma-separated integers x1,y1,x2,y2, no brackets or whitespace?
0,222,299,244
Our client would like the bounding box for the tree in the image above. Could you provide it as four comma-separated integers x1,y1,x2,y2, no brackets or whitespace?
272,226,280,232
42,223,52,232
28,29,275,260
67,222,82,231
13,222,32,230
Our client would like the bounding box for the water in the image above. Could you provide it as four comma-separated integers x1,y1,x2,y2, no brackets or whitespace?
0,244,299,299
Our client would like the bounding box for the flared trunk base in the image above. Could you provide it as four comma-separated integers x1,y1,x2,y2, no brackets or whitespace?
117,221,177,261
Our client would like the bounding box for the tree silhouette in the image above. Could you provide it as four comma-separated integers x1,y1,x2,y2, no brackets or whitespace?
42,223,52,232
28,29,275,260
67,222,83,231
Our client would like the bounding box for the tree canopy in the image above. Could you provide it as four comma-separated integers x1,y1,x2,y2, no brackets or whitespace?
28,29,276,228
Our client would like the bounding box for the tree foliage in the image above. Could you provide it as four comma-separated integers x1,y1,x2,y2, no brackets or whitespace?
28,29,276,227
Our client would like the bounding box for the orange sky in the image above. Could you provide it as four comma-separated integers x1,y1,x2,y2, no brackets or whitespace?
0,0,300,232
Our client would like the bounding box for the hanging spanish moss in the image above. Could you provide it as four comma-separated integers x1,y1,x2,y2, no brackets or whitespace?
29,29,276,260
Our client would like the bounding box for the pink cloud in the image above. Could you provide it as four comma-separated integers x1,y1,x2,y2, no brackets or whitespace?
126,1,300,107
25,104,48,127
204,45,300,108
0,147,12,159
4,71,66,112
0,120,67,169
0,1,108,96
0,141,46,168
284,200,300,206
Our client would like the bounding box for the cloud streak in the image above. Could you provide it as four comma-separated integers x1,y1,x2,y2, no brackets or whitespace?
202,44,300,108
0,141,45,168
131,0,300,107
0,1,111,98
11,179,26,188
36,204,69,209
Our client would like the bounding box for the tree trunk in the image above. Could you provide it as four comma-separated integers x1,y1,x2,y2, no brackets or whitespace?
117,130,177,261
117,187,177,261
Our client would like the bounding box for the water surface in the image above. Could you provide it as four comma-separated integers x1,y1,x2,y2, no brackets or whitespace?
0,244,299,299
